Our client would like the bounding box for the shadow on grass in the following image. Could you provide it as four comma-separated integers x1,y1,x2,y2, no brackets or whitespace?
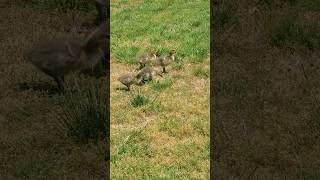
15,81,79,95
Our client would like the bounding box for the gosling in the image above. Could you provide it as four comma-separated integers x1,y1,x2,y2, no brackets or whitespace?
25,24,108,92
136,67,162,85
153,49,176,73
118,73,137,91
137,49,157,70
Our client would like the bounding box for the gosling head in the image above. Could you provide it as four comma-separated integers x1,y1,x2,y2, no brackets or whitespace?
169,49,177,56
150,49,157,58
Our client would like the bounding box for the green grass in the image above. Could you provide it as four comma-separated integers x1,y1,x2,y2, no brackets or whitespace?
115,130,153,157
111,0,210,64
172,62,184,71
111,0,209,179
193,66,210,79
114,46,140,64
131,94,150,107
147,100,165,113
150,78,173,91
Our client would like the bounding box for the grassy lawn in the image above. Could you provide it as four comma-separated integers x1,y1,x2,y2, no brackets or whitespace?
110,0,210,179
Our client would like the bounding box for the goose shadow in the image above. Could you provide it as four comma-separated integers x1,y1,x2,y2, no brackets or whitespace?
16,82,77,96
115,87,130,91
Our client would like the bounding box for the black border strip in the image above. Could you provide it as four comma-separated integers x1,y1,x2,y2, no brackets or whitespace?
210,0,214,178
104,0,110,179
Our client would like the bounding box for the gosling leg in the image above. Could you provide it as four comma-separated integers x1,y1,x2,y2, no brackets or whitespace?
162,67,167,73
54,76,65,93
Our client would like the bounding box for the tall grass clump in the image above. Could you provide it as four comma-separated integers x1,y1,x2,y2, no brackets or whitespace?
131,93,150,107
59,80,108,144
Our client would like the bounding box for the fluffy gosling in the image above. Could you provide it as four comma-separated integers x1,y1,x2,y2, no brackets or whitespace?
118,73,138,91
153,49,176,73
25,24,108,92
136,67,162,85
137,49,157,70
